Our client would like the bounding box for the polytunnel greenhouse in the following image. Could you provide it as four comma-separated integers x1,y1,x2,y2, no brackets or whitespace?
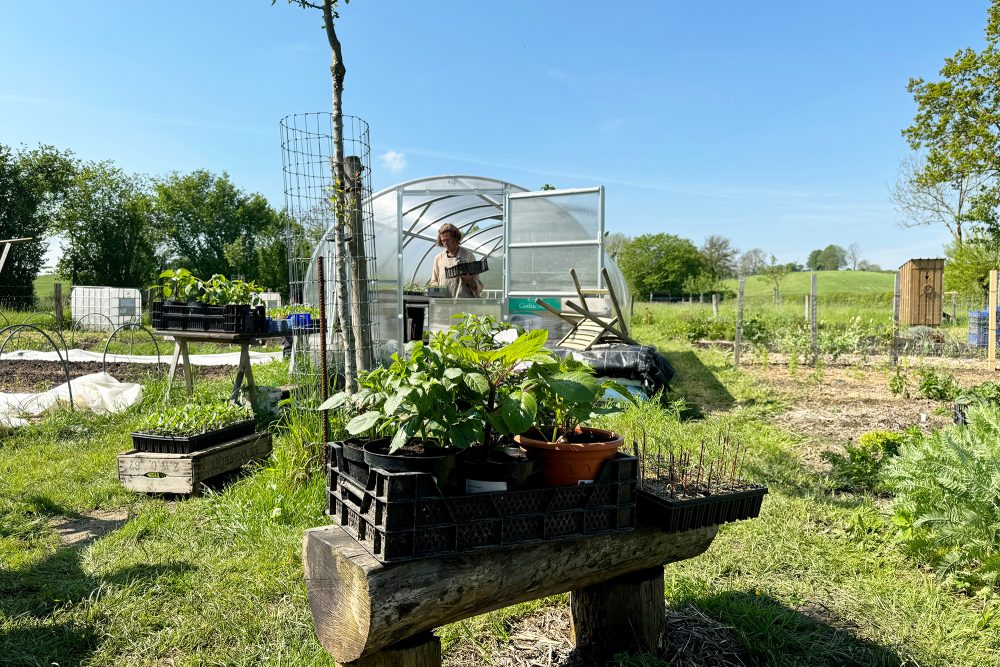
299,175,630,350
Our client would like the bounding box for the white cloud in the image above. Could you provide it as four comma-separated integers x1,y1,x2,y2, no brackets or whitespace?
380,150,407,173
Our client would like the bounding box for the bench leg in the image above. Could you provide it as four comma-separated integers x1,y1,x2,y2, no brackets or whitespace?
570,565,665,658
344,632,440,667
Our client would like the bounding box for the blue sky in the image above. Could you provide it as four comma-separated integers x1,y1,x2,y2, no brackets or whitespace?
1,1,991,270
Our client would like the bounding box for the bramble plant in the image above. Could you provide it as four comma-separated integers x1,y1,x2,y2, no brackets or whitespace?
135,402,253,437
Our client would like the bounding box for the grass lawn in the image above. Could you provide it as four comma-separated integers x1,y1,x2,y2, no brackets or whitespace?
2,334,999,664
721,270,896,301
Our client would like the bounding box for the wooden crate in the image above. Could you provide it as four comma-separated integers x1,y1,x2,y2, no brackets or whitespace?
118,432,272,496
899,258,944,326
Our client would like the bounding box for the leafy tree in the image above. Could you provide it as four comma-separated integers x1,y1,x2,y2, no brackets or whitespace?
0,144,75,307
603,231,629,260
806,249,823,271
902,1,1000,241
53,161,156,288
857,260,882,272
818,244,847,270
944,234,999,302
680,272,719,299
617,233,706,299
737,247,767,276
152,170,282,280
759,255,791,301
700,234,739,280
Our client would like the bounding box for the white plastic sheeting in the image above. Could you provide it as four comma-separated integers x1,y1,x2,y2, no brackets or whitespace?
0,372,143,429
2,349,282,366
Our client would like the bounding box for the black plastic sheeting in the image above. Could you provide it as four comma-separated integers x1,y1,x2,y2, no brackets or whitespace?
550,344,675,396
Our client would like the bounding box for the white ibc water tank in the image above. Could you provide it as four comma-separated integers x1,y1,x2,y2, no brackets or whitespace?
260,292,282,310
70,286,143,331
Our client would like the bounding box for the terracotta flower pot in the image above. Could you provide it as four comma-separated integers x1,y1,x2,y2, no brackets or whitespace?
515,426,624,486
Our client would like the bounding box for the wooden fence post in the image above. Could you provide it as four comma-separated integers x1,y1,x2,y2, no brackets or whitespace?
810,273,818,363
53,282,63,330
804,294,809,322
734,276,745,367
712,293,719,317
990,270,997,372
891,272,900,367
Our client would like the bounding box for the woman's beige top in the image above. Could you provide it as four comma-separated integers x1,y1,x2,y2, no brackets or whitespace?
431,246,483,298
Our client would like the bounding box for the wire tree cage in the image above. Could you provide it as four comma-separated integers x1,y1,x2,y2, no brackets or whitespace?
279,113,379,398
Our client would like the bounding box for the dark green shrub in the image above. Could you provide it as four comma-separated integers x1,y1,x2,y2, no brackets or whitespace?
914,366,960,401
886,405,1000,591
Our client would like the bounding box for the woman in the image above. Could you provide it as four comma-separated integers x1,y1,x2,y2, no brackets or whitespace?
430,223,483,298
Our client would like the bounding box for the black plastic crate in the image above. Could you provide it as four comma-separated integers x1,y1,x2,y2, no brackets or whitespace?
326,449,637,562
130,420,256,454
151,302,266,334
444,257,489,279
636,485,767,533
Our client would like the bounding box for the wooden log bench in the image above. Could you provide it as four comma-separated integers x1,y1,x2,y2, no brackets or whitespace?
118,432,272,496
303,519,718,665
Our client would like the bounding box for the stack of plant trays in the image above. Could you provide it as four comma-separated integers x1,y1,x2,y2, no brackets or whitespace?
636,483,767,533
325,443,637,563
130,420,256,455
151,302,267,333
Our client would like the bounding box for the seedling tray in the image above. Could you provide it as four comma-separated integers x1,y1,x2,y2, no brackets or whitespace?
326,446,637,563
131,420,256,454
152,302,266,334
444,257,489,279
636,484,767,533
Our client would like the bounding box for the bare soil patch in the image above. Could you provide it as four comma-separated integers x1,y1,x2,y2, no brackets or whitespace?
0,359,232,393
49,509,129,548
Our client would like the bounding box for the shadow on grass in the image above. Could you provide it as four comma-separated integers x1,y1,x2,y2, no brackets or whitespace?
0,499,195,667
696,591,905,667
662,350,736,415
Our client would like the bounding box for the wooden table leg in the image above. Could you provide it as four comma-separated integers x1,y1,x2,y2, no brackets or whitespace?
165,343,181,402
344,632,440,667
570,565,666,658
179,340,194,396
231,344,256,405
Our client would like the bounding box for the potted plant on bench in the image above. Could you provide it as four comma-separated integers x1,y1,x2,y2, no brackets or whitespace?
516,356,636,486
153,268,266,333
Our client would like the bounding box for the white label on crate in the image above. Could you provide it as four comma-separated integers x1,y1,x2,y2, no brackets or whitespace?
466,479,507,494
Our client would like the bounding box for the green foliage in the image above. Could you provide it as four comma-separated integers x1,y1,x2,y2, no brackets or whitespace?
617,232,707,298
267,304,320,319
157,268,264,306
53,160,156,288
152,169,284,283
135,402,252,437
0,144,76,308
914,366,961,401
699,234,738,280
806,244,847,271
886,404,1000,591
944,234,998,302
889,366,909,398
822,430,904,492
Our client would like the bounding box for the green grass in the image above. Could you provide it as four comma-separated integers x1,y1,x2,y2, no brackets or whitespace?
720,270,895,302
3,336,1000,664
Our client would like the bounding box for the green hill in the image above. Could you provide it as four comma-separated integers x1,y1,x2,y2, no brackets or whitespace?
722,270,895,300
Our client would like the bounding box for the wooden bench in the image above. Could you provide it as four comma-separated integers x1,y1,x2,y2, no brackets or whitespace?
303,519,718,665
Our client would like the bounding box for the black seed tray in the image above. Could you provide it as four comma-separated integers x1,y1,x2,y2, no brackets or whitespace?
325,446,637,563
130,420,256,454
151,302,266,334
327,441,370,487
444,257,489,279
636,484,767,533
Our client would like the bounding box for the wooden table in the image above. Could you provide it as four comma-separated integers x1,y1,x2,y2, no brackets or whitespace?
153,330,287,404
303,520,719,665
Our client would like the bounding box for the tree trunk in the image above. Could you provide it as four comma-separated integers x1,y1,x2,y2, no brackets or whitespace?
570,565,665,658
324,0,357,392
345,155,373,372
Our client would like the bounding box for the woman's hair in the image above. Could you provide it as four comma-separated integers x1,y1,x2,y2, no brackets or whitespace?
436,223,463,246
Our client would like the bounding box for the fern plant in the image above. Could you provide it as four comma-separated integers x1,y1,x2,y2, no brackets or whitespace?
885,404,1000,592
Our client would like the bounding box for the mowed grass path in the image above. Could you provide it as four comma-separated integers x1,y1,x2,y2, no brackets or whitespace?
1,337,999,664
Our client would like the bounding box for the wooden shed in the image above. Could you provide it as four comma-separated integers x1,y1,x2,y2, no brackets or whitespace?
899,258,944,326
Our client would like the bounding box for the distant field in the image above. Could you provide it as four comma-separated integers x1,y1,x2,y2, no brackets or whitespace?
33,274,65,302
721,270,894,300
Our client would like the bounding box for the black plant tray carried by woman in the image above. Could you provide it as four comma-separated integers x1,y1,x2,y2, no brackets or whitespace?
131,420,256,454
444,257,489,279
637,483,767,533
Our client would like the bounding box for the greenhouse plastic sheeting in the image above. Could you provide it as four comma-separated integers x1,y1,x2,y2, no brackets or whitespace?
1,372,142,429
551,344,675,396
2,349,282,366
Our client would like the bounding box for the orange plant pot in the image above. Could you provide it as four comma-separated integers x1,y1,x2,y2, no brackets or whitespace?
515,427,624,486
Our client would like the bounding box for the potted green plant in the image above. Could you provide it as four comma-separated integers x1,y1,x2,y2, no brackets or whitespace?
131,401,255,454
516,357,636,486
